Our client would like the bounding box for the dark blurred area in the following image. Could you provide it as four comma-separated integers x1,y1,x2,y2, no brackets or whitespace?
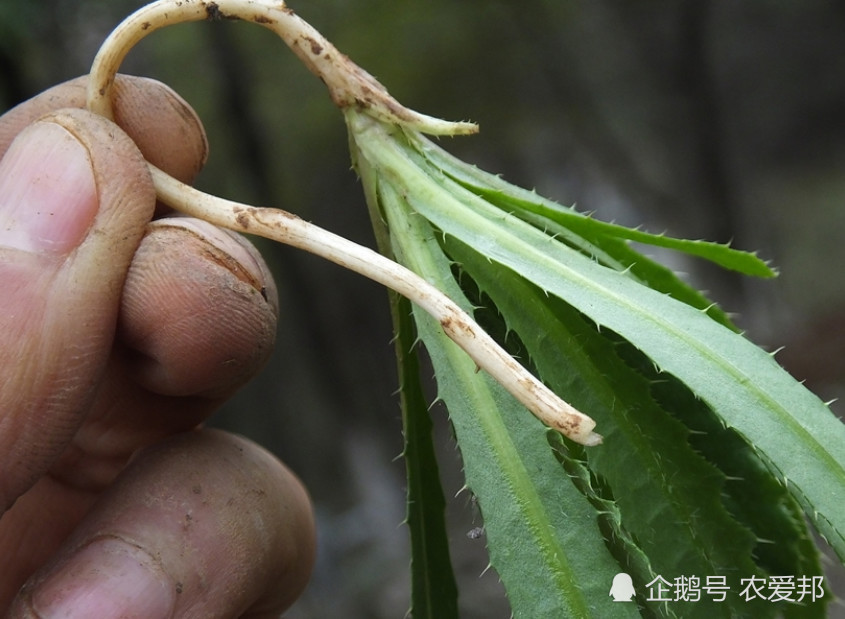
3,0,844,616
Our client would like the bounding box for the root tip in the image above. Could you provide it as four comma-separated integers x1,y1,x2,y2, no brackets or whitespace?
581,432,603,447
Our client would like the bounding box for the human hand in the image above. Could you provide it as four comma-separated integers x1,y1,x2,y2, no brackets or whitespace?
0,76,315,617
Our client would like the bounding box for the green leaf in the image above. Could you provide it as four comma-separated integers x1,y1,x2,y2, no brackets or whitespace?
348,110,845,557
405,131,747,331
374,177,639,618
410,132,777,279
638,365,828,618
347,111,845,564
447,237,778,618
545,432,674,619
392,292,460,618
358,139,460,619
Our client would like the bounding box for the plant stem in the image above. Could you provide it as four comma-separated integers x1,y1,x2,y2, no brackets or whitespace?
86,0,601,446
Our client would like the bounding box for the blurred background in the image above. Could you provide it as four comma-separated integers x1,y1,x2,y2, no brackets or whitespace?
2,0,844,616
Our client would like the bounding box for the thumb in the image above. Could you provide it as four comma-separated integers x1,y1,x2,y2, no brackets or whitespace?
0,109,155,510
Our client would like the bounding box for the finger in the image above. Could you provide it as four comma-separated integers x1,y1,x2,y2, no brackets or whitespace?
0,109,156,510
0,217,280,605
0,75,208,185
46,217,280,486
8,430,316,619
121,216,278,399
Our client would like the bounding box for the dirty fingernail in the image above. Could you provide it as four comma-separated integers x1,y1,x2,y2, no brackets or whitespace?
151,217,273,301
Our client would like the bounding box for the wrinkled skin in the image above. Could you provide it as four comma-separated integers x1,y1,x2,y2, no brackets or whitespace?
0,76,315,617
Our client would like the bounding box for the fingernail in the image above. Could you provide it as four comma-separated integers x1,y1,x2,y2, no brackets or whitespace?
151,217,273,301
0,121,98,254
30,537,176,619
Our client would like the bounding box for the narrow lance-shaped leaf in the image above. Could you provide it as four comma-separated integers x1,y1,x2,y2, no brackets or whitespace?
404,131,751,331
410,132,776,279
640,362,828,618
408,130,828,609
371,175,638,618
346,111,845,563
392,293,460,619
357,138,460,619
447,236,780,618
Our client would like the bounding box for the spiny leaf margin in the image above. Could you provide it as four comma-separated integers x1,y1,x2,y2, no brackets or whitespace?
374,175,638,618
346,111,845,563
447,236,781,618
410,132,776,279
393,293,460,618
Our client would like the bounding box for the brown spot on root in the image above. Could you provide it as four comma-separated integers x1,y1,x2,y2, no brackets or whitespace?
548,409,601,445
205,1,223,20
551,416,582,434
235,209,251,230
303,36,323,56
253,208,302,228
440,314,477,340
204,1,239,21
253,14,274,24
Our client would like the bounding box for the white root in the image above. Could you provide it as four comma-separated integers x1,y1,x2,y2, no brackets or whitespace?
87,0,602,446
87,0,477,136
